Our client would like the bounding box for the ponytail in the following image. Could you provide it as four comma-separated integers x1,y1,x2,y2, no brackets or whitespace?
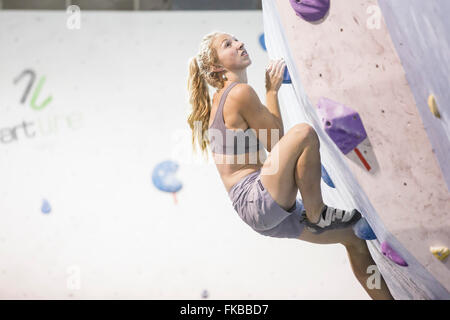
187,56,212,159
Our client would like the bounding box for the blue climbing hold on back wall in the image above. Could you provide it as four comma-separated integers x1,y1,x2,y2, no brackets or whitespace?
258,33,266,51
152,160,182,193
41,199,51,214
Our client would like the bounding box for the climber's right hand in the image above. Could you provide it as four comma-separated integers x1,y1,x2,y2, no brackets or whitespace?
265,58,286,93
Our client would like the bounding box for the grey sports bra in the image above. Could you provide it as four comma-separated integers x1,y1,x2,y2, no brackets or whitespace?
208,82,263,155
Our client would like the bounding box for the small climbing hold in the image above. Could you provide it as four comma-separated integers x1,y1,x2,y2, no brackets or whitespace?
201,289,209,299
258,33,266,51
381,241,408,266
283,67,292,84
430,246,449,261
41,199,51,214
353,218,377,240
289,0,330,22
427,94,441,118
151,160,183,204
320,164,335,188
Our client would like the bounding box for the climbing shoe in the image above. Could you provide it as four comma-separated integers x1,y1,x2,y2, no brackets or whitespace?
300,205,362,234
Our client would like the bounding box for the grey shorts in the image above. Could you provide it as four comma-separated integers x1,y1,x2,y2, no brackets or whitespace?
228,169,306,239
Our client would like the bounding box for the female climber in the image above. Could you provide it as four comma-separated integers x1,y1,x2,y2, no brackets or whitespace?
187,31,393,300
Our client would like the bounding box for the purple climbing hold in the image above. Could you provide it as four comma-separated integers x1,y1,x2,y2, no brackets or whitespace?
381,241,408,267
316,97,367,155
289,0,330,22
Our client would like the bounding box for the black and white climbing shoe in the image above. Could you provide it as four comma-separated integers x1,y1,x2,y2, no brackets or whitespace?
300,205,362,234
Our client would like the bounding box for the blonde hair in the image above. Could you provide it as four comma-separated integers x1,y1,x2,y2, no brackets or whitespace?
187,31,228,159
